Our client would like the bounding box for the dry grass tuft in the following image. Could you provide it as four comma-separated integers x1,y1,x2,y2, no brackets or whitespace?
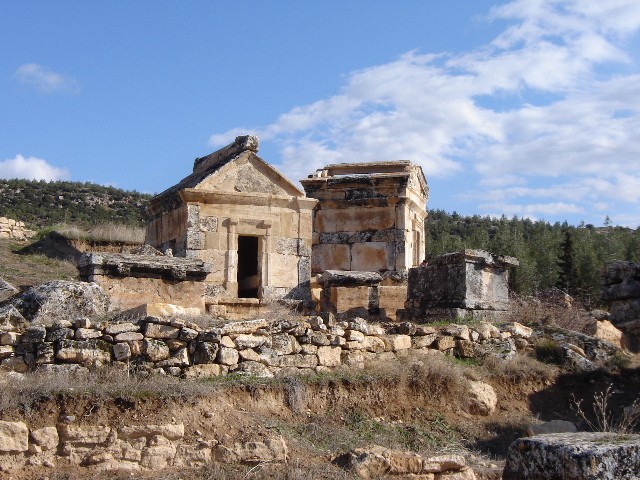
510,292,593,333
483,354,557,383
53,222,145,244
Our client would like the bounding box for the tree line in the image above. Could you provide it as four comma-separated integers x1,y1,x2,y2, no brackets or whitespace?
425,210,640,307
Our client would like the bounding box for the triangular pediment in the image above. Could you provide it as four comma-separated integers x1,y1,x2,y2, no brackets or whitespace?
194,152,304,197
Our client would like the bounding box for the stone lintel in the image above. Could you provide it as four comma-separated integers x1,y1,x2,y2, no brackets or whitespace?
180,189,317,211
321,270,383,287
78,252,212,281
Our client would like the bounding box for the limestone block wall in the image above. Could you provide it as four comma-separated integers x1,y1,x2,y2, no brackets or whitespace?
0,314,533,377
0,217,35,240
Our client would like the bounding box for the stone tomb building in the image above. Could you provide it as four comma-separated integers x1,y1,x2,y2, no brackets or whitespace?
301,161,429,320
145,136,317,314
301,161,429,275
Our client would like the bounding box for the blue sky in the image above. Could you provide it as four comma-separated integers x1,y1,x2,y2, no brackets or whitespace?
2,1,640,227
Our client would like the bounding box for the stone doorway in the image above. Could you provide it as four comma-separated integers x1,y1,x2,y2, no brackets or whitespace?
237,236,260,298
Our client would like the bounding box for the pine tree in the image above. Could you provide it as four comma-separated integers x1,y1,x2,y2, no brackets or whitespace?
556,229,575,294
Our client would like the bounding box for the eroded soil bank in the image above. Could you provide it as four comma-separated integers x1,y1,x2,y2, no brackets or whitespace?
3,356,638,480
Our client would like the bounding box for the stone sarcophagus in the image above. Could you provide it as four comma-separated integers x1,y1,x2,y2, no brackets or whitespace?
145,136,317,311
401,249,518,322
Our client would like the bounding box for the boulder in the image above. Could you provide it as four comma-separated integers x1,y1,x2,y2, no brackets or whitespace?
466,381,497,416
9,280,110,322
503,432,640,480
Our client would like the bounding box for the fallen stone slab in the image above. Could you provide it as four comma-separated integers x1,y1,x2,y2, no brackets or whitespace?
503,432,640,480
321,270,383,287
78,252,212,281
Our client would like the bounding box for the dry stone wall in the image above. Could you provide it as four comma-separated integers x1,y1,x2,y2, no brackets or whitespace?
0,312,534,377
0,217,35,240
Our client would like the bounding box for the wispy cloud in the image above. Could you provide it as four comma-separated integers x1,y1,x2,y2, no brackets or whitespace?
210,0,640,226
14,64,80,94
0,155,70,181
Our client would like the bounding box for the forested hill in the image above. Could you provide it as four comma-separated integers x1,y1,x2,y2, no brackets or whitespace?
426,210,640,306
0,179,152,228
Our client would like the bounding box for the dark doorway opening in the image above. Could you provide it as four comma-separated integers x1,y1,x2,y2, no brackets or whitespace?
237,236,260,298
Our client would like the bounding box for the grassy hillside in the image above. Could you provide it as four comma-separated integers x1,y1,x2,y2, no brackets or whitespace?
0,178,151,228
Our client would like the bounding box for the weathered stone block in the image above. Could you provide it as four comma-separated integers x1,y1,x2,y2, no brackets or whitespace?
75,328,102,340
145,322,180,339
217,346,239,366
503,433,640,480
234,334,269,349
30,426,59,451
104,322,140,335
56,339,112,366
184,364,223,378
114,331,144,342
58,425,112,445
312,244,351,272
351,242,394,271
0,421,28,452
143,339,170,362
193,342,219,364
317,346,342,367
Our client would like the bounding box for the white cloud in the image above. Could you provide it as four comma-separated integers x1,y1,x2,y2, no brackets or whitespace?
210,0,640,225
14,64,79,94
0,155,70,181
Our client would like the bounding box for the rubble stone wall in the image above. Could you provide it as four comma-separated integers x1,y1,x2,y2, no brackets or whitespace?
0,314,533,377
0,217,35,240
